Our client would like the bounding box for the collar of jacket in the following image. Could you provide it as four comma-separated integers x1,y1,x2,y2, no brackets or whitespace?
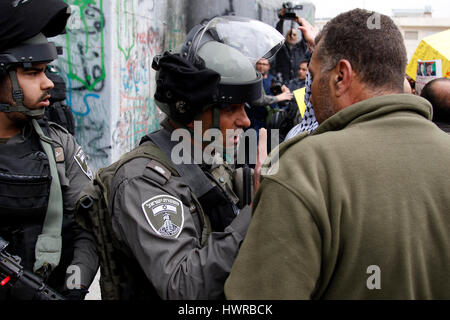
262,94,432,177
5,121,34,144
311,94,432,136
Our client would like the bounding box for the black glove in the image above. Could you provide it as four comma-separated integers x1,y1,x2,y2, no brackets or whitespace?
62,288,89,300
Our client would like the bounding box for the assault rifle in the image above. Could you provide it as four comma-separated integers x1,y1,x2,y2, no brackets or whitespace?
0,236,64,300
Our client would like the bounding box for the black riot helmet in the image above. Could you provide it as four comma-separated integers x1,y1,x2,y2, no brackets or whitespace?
152,16,285,128
0,0,71,117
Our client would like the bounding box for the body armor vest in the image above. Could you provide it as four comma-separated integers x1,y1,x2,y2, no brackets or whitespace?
0,128,51,223
75,129,244,300
76,130,244,300
0,125,53,275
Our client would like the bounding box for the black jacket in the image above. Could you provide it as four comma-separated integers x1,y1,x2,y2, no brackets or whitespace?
271,19,310,83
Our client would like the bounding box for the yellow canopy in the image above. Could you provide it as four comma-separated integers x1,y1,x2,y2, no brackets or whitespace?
406,29,450,81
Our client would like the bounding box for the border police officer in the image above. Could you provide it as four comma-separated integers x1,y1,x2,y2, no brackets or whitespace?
0,0,98,300
76,16,284,299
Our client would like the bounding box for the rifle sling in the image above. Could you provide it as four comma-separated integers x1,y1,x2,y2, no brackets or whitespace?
31,119,63,276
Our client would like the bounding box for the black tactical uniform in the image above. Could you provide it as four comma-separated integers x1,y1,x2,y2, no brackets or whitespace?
0,0,98,300
0,120,98,299
75,16,285,299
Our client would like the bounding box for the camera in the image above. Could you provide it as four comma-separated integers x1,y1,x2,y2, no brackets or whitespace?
281,2,303,20
270,73,284,96
270,73,289,107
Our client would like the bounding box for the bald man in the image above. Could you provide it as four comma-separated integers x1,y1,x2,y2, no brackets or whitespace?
421,78,450,133
403,77,413,93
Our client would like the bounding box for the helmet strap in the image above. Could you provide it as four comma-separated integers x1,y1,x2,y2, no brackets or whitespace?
212,106,221,131
9,70,25,108
0,70,45,117
211,105,234,163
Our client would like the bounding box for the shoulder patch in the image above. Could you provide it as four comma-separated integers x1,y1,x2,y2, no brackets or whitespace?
54,147,65,163
142,195,184,238
74,146,94,180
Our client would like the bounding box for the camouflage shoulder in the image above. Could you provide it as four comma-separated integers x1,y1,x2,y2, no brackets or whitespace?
39,121,94,180
45,121,71,148
103,144,177,205
47,120,70,135
132,140,178,176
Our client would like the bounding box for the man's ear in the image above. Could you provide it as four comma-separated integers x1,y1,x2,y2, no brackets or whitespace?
333,59,353,98
0,75,14,105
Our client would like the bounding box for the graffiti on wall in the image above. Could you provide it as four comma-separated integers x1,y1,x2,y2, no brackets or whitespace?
48,0,291,171
53,0,187,169
113,0,159,158
113,0,186,159
54,0,110,169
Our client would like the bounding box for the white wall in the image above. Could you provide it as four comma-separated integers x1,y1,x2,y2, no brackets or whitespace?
393,17,450,61
52,0,187,170
51,0,293,170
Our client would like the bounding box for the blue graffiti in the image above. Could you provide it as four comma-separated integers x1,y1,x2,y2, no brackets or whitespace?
65,73,74,112
79,93,100,117
65,74,99,117
120,64,149,96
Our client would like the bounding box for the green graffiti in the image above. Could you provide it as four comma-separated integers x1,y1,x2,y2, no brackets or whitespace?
117,0,135,60
73,0,97,52
64,0,106,91
166,14,184,51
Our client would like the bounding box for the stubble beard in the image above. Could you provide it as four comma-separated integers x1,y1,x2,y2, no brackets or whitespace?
314,73,336,124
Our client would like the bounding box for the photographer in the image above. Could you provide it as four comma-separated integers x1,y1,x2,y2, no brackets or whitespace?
246,58,292,135
271,2,311,83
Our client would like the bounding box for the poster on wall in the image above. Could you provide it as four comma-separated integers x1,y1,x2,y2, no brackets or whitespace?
415,59,443,95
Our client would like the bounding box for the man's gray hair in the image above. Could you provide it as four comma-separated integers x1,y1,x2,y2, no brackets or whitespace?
314,9,407,92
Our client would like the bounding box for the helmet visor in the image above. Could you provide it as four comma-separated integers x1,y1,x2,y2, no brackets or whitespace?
188,16,285,66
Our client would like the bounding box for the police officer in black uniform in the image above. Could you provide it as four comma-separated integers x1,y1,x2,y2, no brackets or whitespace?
76,16,284,300
0,0,98,300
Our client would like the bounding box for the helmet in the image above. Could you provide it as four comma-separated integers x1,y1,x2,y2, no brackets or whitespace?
0,0,71,117
152,16,284,128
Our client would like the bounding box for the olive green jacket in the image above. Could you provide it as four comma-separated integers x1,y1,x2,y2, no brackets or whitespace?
225,94,450,299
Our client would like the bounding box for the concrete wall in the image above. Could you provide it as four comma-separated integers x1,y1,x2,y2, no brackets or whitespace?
393,17,450,61
187,0,315,32
52,0,187,169
53,0,111,170
51,0,313,170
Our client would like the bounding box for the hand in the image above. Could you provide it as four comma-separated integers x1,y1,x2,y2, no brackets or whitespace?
254,128,268,194
276,91,293,102
279,8,286,18
298,18,317,49
281,85,291,93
